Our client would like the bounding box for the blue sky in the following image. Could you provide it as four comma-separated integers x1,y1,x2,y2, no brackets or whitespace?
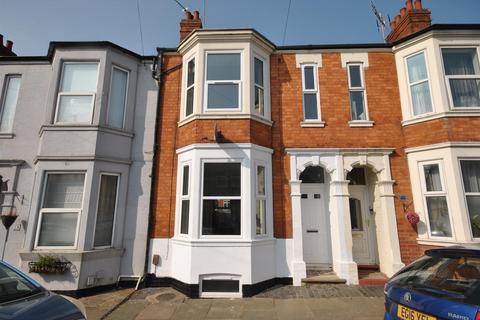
1,0,480,56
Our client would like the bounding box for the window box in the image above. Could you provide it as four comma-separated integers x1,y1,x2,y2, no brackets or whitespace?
28,256,71,274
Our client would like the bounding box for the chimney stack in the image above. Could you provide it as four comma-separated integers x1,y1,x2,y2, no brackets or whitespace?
386,0,431,43
0,34,16,56
179,9,203,43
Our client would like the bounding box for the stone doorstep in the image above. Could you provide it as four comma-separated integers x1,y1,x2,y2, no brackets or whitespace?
301,272,347,284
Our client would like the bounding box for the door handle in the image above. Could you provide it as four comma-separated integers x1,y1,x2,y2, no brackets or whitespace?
306,229,318,233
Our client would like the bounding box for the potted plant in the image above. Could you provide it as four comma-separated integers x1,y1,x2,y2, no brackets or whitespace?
28,255,71,274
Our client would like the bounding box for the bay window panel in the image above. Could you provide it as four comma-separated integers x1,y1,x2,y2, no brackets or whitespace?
442,49,480,76
303,66,315,90
187,59,195,87
256,199,266,235
449,79,480,107
108,68,128,129
57,95,93,123
461,160,480,192
350,91,366,120
411,81,433,115
0,76,21,132
180,200,190,234
254,58,264,86
423,164,442,192
94,175,118,247
303,93,318,120
466,196,480,238
182,166,190,196
202,199,241,235
207,54,240,81
43,174,85,208
37,212,77,247
207,83,239,109
203,163,240,196
407,53,429,83
426,196,452,238
254,86,264,115
257,166,265,196
61,63,98,92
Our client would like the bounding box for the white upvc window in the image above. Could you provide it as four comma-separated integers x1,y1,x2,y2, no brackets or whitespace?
107,66,129,129
93,173,120,248
405,51,433,116
254,57,265,116
0,75,21,133
201,161,241,236
255,164,266,235
205,52,241,111
55,62,99,124
347,63,368,121
301,64,320,121
442,47,480,109
459,159,480,239
185,57,195,117
35,173,85,249
179,164,190,235
419,161,454,239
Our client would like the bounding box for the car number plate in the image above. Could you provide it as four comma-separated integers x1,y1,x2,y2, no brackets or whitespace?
397,304,436,320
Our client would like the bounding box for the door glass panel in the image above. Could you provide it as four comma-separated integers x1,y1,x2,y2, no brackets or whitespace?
349,198,363,231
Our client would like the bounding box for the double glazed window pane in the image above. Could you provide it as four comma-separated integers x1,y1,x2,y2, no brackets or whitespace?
426,197,452,237
411,82,433,115
57,95,93,123
0,76,21,132
43,174,85,208
254,58,264,86
94,175,118,247
443,49,480,76
180,200,190,234
207,54,240,81
186,59,195,116
254,58,264,115
256,200,266,235
349,198,363,231
207,83,239,109
348,65,362,88
350,91,366,120
407,53,429,83
303,66,315,90
449,79,480,107
303,93,318,120
206,54,240,109
108,68,128,129
423,164,442,192
202,199,241,235
203,163,240,196
37,212,77,247
61,64,98,92
461,160,480,238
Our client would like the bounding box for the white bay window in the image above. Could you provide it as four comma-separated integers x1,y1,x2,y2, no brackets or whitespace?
460,160,480,239
406,52,433,116
93,173,119,248
55,63,98,124
254,57,265,116
35,173,85,248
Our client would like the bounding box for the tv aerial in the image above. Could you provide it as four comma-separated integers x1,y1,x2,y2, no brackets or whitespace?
371,1,387,42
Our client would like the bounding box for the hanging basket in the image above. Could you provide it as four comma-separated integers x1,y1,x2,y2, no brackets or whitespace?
405,211,420,226
28,256,71,274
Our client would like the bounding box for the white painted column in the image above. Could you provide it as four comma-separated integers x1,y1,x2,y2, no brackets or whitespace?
329,155,358,284
290,179,306,286
376,180,405,276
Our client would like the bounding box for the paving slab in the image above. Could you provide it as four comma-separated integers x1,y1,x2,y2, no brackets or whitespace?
79,288,134,320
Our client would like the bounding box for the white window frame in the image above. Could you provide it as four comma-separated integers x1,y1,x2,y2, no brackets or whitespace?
253,55,266,117
184,56,196,118
404,50,435,118
200,159,243,239
54,62,99,125
0,74,21,133
106,65,129,129
178,162,191,236
458,158,480,240
418,160,455,240
347,63,369,121
92,172,120,249
255,162,267,237
301,63,321,121
34,171,86,250
441,46,480,110
203,51,242,112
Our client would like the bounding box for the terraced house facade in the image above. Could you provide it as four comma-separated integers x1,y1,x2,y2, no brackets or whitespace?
0,0,479,297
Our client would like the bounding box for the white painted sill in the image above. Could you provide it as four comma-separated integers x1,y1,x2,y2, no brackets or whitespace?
402,110,480,127
300,121,325,128
178,114,273,127
416,238,480,247
348,120,374,127
0,133,14,139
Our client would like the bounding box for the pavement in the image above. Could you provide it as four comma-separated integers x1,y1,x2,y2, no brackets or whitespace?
81,285,385,320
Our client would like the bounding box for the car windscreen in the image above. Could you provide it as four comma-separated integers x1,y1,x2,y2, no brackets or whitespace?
389,254,480,306
0,264,42,303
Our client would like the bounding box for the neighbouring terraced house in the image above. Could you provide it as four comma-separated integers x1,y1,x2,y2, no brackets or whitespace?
1,0,480,297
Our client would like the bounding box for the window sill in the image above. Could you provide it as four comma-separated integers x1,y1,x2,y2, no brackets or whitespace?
402,110,480,127
19,247,125,260
171,237,275,247
348,120,374,127
0,133,14,139
300,121,325,128
416,238,480,247
178,114,273,127
40,124,134,138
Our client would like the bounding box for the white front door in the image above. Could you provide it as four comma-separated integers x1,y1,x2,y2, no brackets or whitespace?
301,183,331,268
349,185,377,265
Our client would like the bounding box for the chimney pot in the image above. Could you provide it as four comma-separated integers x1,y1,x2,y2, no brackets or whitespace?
193,10,200,20
395,15,401,24
0,34,3,46
406,0,413,11
183,10,192,20
400,7,407,17
415,0,423,10
390,21,397,30
6,40,13,51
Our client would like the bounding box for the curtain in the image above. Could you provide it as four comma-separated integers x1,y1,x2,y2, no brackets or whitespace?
461,161,480,192
407,53,429,83
94,175,118,247
424,164,442,192
411,82,433,115
38,212,77,246
44,174,85,208
443,49,479,76
426,197,452,237
61,63,98,92
449,79,480,107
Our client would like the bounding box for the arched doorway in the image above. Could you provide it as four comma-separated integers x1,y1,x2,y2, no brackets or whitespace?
347,167,379,266
299,166,332,269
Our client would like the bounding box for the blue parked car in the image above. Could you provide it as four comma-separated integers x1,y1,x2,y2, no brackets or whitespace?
385,246,480,320
0,260,87,320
